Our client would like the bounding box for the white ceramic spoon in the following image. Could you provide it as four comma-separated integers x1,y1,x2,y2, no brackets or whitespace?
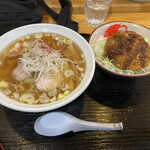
34,111,123,136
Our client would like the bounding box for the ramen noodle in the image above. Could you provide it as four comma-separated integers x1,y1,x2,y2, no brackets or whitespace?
0,33,86,104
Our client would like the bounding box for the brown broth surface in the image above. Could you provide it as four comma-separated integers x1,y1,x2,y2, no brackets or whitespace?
0,33,86,104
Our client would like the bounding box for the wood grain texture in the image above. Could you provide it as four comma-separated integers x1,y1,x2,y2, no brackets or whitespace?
42,0,150,34
42,12,150,34
1,1,150,150
44,0,150,14
1,64,150,150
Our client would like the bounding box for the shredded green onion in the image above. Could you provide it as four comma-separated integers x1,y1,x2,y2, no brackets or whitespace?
93,35,150,75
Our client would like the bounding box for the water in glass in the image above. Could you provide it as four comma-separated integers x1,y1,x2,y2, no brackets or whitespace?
84,0,111,27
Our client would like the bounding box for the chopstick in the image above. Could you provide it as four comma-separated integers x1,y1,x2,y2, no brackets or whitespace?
0,141,5,150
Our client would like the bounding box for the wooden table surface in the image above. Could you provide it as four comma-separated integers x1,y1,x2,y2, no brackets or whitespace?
43,0,150,34
1,0,150,150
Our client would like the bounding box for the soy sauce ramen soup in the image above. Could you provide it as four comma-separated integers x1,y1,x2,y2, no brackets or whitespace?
0,33,86,104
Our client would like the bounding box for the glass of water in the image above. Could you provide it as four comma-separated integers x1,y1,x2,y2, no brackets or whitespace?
84,0,112,27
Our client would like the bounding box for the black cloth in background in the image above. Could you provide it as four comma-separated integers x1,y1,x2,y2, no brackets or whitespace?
0,0,78,36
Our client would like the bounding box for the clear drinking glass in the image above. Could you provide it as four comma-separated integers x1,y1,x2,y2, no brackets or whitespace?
84,0,112,27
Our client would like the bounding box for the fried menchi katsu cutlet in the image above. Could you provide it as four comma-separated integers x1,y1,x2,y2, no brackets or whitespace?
104,31,150,70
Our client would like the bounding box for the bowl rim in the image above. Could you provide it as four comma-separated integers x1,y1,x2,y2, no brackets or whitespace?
0,23,95,112
89,21,150,78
